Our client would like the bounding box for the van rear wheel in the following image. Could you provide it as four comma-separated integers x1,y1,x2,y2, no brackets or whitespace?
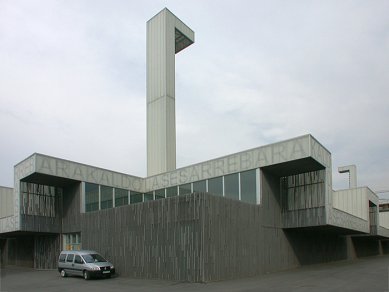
83,270,90,280
60,270,67,277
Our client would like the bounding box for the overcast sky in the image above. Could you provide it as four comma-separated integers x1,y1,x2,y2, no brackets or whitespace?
1,1,388,196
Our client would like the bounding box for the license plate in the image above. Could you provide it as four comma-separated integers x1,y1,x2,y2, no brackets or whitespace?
102,271,110,274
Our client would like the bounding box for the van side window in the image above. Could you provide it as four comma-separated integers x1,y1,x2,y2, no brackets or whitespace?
74,255,83,264
66,254,74,263
59,254,66,263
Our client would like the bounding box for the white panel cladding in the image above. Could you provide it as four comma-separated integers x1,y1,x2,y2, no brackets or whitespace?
332,188,368,221
166,95,176,171
0,186,13,218
148,98,166,166
379,212,389,229
146,8,194,176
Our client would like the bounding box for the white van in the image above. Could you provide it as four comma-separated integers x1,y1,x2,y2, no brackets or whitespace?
58,250,115,280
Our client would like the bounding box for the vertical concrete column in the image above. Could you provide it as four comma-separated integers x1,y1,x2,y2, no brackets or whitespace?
146,8,194,176
345,235,357,260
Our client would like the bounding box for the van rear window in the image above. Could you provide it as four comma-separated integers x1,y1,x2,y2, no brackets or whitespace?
59,254,66,262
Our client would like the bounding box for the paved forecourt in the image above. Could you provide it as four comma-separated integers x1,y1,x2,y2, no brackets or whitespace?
1,255,389,292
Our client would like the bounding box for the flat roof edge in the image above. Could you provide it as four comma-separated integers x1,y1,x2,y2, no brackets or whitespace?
148,134,320,179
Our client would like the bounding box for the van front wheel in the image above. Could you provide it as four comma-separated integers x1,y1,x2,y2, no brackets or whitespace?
83,270,90,280
60,270,67,277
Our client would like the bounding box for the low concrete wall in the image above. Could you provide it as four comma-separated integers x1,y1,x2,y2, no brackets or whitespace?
333,188,368,221
328,208,369,233
379,211,389,230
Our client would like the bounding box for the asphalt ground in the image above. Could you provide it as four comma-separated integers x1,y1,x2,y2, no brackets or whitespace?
1,255,389,292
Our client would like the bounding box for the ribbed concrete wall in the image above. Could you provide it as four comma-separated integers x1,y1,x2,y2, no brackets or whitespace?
81,194,204,281
62,183,81,233
202,186,299,281
79,178,300,282
34,234,60,269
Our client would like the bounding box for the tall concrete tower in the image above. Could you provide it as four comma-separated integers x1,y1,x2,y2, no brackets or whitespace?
146,8,194,176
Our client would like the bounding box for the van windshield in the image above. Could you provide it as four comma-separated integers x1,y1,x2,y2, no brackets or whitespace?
82,254,107,263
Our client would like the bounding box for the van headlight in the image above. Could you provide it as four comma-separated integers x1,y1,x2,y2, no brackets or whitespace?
110,265,114,269
90,266,100,271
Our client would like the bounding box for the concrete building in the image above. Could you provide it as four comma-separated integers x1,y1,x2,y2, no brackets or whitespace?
147,8,194,176
1,8,389,282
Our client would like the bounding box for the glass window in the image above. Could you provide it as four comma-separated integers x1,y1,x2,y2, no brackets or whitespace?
85,183,99,212
74,255,83,264
179,183,191,195
144,192,154,201
224,173,239,200
20,182,58,217
115,188,128,207
240,170,257,204
166,186,177,197
155,189,165,199
82,253,107,263
208,177,223,196
130,191,143,204
59,254,66,263
101,186,113,209
63,233,81,251
193,180,206,193
66,254,74,262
